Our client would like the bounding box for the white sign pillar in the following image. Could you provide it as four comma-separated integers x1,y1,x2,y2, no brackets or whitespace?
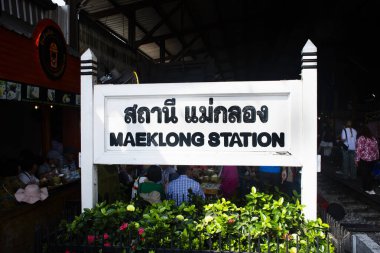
80,49,98,210
301,40,318,220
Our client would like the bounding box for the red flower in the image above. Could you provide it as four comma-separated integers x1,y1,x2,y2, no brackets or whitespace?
138,227,145,235
103,233,110,240
87,235,95,245
104,242,111,247
228,218,235,224
119,222,128,231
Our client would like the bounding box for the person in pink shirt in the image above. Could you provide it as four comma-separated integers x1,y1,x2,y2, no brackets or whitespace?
220,166,239,198
355,125,379,195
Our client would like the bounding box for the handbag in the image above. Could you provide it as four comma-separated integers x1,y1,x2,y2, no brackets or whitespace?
339,142,348,151
340,128,349,151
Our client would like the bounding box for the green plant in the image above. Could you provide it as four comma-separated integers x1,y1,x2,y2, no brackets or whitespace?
62,201,142,245
59,187,333,253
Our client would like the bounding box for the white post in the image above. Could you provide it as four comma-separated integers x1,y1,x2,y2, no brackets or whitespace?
80,49,98,210
301,40,318,220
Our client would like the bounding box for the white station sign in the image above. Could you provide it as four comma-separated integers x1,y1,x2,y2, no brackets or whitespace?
94,81,302,166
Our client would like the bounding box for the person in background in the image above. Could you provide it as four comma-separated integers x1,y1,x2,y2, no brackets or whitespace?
318,121,335,160
167,166,205,205
18,153,40,185
337,120,357,178
62,147,78,171
280,167,300,197
118,165,134,201
257,165,282,192
37,150,62,178
355,125,379,195
51,138,64,164
138,165,165,204
161,165,177,191
118,165,134,186
220,166,239,198
131,167,149,199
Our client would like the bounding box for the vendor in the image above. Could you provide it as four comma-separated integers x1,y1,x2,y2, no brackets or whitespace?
18,154,40,185
63,147,78,171
37,150,62,178
60,147,78,178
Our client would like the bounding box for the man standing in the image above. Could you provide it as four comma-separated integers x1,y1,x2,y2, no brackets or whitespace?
339,120,357,179
161,165,178,191
167,166,205,205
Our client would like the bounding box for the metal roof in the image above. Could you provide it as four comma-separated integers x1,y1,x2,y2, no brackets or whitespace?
78,0,379,93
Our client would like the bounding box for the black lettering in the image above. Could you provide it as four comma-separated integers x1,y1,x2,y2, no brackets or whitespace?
135,132,147,146
251,132,257,147
110,132,123,146
272,132,285,147
147,132,158,146
258,132,271,147
229,133,243,147
208,132,220,147
179,132,192,146
167,132,179,147
192,132,204,147
220,132,232,147
158,132,167,146
239,132,251,147
123,132,136,146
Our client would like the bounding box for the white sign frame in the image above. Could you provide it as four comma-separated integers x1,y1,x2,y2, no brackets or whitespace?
81,40,318,220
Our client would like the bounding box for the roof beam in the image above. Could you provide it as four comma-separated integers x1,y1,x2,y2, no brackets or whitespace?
137,1,182,47
136,30,197,47
90,0,180,19
171,35,201,62
106,0,173,57
148,0,197,60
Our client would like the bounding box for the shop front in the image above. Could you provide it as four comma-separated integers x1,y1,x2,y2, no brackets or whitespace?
0,18,81,253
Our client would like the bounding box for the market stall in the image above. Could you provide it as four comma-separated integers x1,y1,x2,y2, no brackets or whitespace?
0,179,81,253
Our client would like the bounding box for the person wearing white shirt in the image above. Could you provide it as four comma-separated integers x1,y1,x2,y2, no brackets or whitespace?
339,120,357,179
18,154,40,185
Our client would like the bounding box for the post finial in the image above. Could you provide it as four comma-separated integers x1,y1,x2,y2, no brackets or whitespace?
301,40,317,69
81,48,97,62
302,40,317,54
81,49,98,76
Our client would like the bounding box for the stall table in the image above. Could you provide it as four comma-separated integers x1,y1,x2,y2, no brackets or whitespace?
0,180,81,253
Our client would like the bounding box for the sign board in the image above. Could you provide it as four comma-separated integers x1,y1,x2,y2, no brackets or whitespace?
34,19,67,80
81,40,317,219
94,81,303,166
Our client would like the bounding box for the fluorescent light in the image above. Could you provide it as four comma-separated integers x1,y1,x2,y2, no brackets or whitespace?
51,0,66,6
